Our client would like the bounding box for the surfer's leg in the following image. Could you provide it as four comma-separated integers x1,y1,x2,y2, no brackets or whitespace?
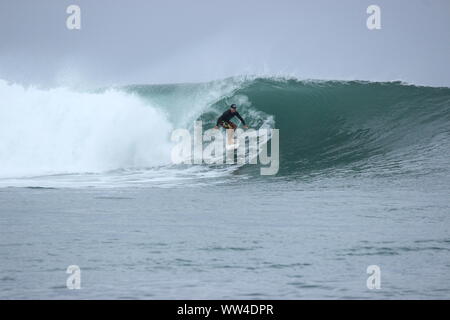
228,123,237,145
226,128,234,145
221,122,236,145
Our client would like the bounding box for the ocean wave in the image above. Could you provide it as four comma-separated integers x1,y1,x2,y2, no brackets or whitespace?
0,76,449,186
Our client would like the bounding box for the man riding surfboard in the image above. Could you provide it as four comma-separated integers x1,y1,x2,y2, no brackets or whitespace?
214,104,248,147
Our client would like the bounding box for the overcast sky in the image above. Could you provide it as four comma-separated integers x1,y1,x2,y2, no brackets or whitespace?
0,0,449,87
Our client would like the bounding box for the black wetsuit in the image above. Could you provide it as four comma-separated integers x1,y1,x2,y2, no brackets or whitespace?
216,109,246,127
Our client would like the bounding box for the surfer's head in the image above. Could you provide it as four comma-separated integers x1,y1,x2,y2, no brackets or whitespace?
230,104,237,112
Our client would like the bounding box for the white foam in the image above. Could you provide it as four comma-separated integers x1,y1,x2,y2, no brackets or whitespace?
0,80,173,178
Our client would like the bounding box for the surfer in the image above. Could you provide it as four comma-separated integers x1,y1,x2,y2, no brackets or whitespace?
214,104,248,147
214,104,248,130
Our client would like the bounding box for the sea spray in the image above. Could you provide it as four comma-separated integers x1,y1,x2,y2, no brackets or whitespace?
170,121,280,175
0,80,173,177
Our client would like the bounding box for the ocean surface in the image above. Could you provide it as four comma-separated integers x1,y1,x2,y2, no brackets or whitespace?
0,77,449,299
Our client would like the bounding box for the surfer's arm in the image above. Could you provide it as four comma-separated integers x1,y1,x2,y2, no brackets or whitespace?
216,115,224,126
235,112,246,126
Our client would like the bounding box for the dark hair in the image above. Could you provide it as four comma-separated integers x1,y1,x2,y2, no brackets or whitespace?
230,104,237,109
